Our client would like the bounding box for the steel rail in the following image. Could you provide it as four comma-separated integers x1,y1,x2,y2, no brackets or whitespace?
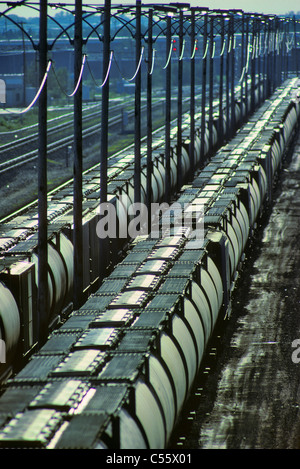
0,98,168,174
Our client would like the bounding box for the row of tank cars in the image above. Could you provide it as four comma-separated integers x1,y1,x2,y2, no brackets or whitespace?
0,80,258,382
0,78,299,449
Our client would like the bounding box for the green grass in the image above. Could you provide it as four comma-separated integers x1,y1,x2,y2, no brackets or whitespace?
0,107,73,134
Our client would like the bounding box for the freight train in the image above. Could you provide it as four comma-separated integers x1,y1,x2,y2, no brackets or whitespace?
0,80,255,382
0,78,299,449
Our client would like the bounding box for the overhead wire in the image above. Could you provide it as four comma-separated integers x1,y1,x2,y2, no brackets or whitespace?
252,36,256,59
239,66,246,83
69,54,86,97
259,33,264,56
179,39,185,61
212,40,216,59
202,39,209,59
51,54,86,97
239,41,252,83
3,60,52,115
163,39,174,69
220,38,226,57
245,42,252,73
190,39,198,60
3,12,295,117
149,48,156,75
86,50,113,88
113,46,145,81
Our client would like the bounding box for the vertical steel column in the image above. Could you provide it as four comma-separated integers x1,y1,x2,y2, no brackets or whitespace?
263,18,268,101
279,21,282,82
257,20,261,106
200,13,208,163
285,20,289,81
270,21,274,92
165,15,172,203
99,0,111,282
274,22,287,82
177,9,183,190
278,20,283,84
294,16,298,77
281,21,284,82
230,15,235,137
266,19,271,97
38,0,48,344
146,8,153,224
268,20,272,93
273,20,277,91
245,18,249,116
134,0,142,204
250,17,256,113
208,15,214,154
189,9,195,178
73,0,83,310
219,16,224,141
21,22,26,107
100,1,111,206
240,13,245,121
266,19,271,96
225,17,230,139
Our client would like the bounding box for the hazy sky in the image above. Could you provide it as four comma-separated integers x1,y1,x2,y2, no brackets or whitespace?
1,1,299,18
187,0,299,15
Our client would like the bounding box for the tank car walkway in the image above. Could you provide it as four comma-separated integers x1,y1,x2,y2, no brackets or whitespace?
171,128,300,449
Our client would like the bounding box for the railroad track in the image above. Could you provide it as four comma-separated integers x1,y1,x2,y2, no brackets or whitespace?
0,101,128,167
0,97,183,176
0,103,100,153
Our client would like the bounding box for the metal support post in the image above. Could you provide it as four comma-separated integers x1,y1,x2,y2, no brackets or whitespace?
285,20,289,81
146,8,153,225
278,21,283,84
257,21,261,106
208,16,214,154
230,15,236,137
272,19,278,92
177,10,183,190
165,15,171,203
37,0,48,344
189,9,195,178
245,19,249,116
294,16,298,77
251,18,256,113
219,16,224,141
200,13,208,163
230,15,235,135
263,18,268,101
134,0,142,204
100,0,111,206
73,0,83,310
99,0,111,282
225,18,230,139
282,21,286,82
240,14,244,119
267,20,271,96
